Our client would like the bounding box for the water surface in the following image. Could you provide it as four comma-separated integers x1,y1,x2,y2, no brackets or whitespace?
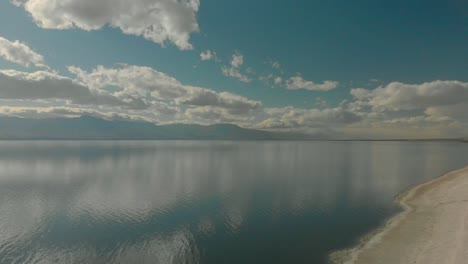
0,141,467,264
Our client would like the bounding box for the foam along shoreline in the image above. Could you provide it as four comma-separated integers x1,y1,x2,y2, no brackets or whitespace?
329,166,468,264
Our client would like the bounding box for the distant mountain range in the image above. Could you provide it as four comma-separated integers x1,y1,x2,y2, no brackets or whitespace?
0,116,318,140
0,116,466,141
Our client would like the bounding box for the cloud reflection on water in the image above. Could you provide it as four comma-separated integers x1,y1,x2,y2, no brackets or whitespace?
0,141,466,263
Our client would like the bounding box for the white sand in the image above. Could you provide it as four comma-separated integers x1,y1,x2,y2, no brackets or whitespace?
330,166,468,264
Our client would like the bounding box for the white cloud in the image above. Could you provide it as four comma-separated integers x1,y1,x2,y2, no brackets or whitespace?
274,77,282,85
377,116,453,127
286,76,339,91
0,106,153,122
180,90,261,114
1,58,466,138
12,0,200,50
0,64,263,126
257,106,361,129
271,61,280,69
220,52,253,83
69,65,188,101
221,66,252,83
0,36,46,68
425,102,468,121
344,80,468,138
231,53,244,68
350,80,468,112
259,74,282,87
185,106,252,124
69,64,260,112
0,69,147,109
200,50,216,61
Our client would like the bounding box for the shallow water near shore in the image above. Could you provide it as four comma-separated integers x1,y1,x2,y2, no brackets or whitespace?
0,141,467,264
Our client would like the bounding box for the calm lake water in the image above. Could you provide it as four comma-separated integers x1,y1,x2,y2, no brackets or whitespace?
0,141,467,264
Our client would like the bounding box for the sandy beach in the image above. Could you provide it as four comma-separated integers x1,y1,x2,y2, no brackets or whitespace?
331,166,468,264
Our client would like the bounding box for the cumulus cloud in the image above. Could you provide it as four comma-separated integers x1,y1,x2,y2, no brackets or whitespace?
221,66,252,83
12,0,200,50
377,116,453,127
350,80,468,112
286,76,339,91
0,69,147,109
180,90,261,114
185,106,252,124
221,52,253,83
259,74,282,87
69,64,261,113
0,106,153,122
274,77,282,85
230,53,244,68
257,106,361,129
425,102,468,122
344,80,468,138
258,60,283,86
1,57,466,137
69,65,188,100
0,64,263,126
0,36,46,68
200,50,216,61
344,113,465,139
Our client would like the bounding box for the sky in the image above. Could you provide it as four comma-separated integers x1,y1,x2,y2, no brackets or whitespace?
0,0,467,138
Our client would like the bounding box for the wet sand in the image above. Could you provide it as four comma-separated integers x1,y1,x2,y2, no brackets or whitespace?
331,166,468,264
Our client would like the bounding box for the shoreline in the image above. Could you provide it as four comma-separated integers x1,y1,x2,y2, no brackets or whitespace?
329,166,468,264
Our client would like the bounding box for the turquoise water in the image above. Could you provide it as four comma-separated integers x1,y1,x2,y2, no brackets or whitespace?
0,141,467,264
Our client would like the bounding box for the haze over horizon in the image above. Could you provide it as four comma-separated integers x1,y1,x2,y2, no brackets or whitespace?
0,0,467,139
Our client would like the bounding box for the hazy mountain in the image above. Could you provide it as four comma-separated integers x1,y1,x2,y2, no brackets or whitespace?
0,116,318,140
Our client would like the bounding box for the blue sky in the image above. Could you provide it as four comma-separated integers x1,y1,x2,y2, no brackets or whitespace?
0,0,467,138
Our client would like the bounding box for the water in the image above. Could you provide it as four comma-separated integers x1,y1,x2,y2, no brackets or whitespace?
0,141,467,264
